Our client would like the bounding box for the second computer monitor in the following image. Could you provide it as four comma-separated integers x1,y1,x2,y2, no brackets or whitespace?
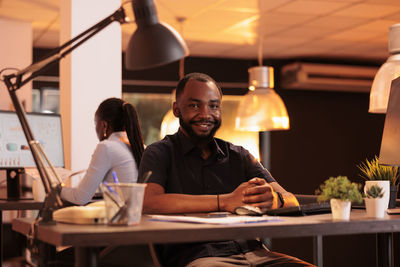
0,110,64,169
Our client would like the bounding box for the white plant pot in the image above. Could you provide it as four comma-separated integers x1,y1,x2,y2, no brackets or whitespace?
364,197,386,218
364,180,390,210
330,199,351,220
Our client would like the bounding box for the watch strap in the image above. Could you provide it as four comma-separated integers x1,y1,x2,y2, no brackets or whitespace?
276,191,285,208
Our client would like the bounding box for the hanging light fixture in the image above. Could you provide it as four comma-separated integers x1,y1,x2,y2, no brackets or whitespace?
369,23,400,113
235,2,289,132
160,89,179,139
235,66,289,131
125,0,188,70
235,67,289,131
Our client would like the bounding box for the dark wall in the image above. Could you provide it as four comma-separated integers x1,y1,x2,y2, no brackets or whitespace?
121,55,255,95
270,88,385,195
268,87,385,267
123,55,254,83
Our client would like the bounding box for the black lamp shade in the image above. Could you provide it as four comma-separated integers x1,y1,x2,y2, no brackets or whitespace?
125,22,188,71
124,0,188,71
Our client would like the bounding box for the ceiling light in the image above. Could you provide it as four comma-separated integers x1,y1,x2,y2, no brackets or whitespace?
160,108,179,139
235,66,289,131
235,0,289,132
369,23,400,113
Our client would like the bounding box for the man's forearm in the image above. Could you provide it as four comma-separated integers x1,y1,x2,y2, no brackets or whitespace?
143,193,220,214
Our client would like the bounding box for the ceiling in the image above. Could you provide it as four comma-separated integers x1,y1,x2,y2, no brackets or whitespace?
1,0,400,62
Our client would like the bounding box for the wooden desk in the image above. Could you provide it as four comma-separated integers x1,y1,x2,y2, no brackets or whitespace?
12,210,400,267
0,199,43,267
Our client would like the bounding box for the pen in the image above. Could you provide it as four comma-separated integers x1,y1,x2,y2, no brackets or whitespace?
207,212,231,218
102,182,122,205
103,181,116,193
140,171,152,184
112,171,119,183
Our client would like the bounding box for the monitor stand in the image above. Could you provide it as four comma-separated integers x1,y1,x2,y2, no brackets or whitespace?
6,168,23,200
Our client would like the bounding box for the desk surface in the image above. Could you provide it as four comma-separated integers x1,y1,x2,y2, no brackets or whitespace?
12,210,400,248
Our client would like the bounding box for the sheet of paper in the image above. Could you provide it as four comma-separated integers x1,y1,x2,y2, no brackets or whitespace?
147,214,282,225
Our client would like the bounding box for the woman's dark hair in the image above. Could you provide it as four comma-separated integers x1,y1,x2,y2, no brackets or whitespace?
96,98,144,165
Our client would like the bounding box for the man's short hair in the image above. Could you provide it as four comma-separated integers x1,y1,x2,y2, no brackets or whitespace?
175,72,222,100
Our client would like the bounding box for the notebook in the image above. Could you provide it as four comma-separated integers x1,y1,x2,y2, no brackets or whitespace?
265,202,331,216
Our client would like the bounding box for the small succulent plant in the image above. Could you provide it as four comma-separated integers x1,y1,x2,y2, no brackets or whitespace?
365,185,384,199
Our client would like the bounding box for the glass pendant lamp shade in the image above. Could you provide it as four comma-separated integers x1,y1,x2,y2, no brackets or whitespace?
125,0,189,71
236,66,290,131
160,89,179,139
160,109,179,139
369,23,400,113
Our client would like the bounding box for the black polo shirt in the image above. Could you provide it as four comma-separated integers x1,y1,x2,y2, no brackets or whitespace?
138,130,276,266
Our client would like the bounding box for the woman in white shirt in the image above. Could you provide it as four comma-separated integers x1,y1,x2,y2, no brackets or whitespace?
61,98,145,205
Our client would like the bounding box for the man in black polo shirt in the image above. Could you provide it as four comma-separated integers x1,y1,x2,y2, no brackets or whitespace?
138,72,313,267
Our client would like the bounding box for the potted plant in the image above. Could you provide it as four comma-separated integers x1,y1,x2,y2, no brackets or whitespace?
364,184,386,218
358,156,399,209
316,176,362,220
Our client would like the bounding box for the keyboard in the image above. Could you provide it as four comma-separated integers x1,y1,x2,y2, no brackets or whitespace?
265,202,331,216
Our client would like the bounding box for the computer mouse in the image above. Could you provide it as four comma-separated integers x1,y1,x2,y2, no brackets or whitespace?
234,205,263,216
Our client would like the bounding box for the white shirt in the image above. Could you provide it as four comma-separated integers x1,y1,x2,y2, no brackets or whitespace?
61,131,138,205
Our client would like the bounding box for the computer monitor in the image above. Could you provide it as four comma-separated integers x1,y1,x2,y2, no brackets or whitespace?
0,110,64,199
379,76,400,166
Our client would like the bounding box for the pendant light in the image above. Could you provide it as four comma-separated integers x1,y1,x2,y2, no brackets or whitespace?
235,66,289,131
125,0,189,70
235,5,289,132
160,89,179,139
369,23,400,113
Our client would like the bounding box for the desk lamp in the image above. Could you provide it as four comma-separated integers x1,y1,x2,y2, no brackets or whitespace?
0,0,188,223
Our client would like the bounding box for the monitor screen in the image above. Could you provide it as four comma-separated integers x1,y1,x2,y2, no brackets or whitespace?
0,110,64,169
379,76,400,166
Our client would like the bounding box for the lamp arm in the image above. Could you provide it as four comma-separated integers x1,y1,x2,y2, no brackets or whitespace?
1,6,127,223
6,7,127,90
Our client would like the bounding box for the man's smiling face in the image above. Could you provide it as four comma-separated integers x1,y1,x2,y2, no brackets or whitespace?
174,79,222,142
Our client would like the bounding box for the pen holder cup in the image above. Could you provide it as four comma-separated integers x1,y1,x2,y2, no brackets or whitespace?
101,183,147,226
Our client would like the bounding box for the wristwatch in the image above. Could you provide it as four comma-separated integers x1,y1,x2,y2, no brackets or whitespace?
276,192,285,208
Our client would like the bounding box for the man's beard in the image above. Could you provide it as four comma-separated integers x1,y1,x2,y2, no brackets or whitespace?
178,114,221,143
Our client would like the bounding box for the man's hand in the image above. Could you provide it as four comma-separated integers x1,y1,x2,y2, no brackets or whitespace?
218,181,253,213
242,178,279,212
220,178,278,213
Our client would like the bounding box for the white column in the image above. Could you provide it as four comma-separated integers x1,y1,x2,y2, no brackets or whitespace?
59,0,122,173
0,18,32,221
0,18,32,111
